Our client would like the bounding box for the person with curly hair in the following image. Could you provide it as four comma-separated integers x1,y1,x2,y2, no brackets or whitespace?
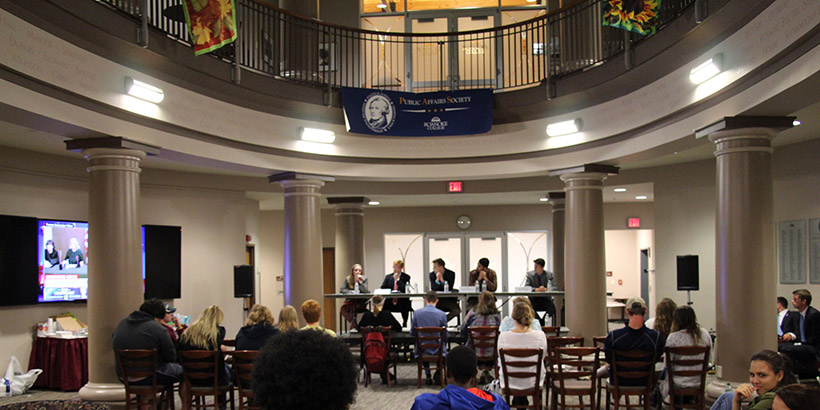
277,305,299,332
235,304,279,351
645,297,677,340
253,329,357,410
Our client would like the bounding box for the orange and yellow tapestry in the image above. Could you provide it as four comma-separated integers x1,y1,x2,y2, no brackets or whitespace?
182,0,238,55
602,0,661,35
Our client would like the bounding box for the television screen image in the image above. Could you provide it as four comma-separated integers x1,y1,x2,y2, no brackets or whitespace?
38,220,89,302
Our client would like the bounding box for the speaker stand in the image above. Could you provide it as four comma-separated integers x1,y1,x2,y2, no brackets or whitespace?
687,290,694,306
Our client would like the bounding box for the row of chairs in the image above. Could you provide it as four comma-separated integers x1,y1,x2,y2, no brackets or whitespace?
117,349,260,410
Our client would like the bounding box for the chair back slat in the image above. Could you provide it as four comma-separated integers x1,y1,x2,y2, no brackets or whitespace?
468,325,499,361
665,345,710,410
553,346,600,409
499,348,544,410
232,350,259,410
607,348,658,409
542,326,561,337
117,349,175,410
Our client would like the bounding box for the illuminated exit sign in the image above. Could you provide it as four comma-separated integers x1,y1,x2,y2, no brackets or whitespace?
448,181,463,193
627,217,641,228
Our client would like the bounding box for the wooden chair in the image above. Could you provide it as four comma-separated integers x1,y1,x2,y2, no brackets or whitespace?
605,349,658,410
545,336,584,407
593,336,608,410
467,326,500,380
498,348,544,410
414,326,447,388
231,350,259,410
117,349,175,410
664,346,710,410
179,350,235,410
551,346,600,410
542,326,561,337
360,326,398,387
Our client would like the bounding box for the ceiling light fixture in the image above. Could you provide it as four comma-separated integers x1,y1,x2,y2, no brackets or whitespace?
368,201,380,206
124,77,164,103
635,195,648,200
299,127,336,143
613,188,627,192
539,197,549,202
376,2,387,8
793,120,802,127
689,54,722,84
546,118,583,137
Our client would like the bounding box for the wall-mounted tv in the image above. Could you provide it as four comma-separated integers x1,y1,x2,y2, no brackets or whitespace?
142,225,182,299
0,215,39,306
38,219,89,302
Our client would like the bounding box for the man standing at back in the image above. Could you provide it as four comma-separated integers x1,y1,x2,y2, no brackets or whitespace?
411,291,449,385
112,298,182,385
779,289,820,378
603,296,665,385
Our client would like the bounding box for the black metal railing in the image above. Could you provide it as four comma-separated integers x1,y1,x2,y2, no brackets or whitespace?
94,0,695,92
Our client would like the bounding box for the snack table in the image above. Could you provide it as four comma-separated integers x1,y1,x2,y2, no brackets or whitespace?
28,334,88,391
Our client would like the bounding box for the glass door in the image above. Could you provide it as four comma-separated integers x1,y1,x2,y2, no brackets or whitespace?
424,234,463,290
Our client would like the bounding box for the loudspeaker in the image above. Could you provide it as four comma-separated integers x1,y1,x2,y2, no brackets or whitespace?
234,265,254,298
677,255,699,291
144,225,182,299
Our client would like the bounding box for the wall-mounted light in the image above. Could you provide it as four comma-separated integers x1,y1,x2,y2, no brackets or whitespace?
124,77,164,103
613,188,627,192
368,201,380,206
635,195,648,200
546,118,583,137
793,120,802,127
689,54,722,84
539,197,549,202
299,127,336,143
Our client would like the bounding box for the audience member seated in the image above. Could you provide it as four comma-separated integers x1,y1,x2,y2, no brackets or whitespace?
710,350,796,410
235,304,280,351
772,384,820,410
660,305,712,403
463,290,501,383
253,329,357,410
778,289,820,378
411,290,449,385
499,297,540,333
300,299,336,336
112,298,182,385
602,296,665,385
525,258,556,327
412,345,510,410
429,258,461,322
178,305,230,391
777,296,789,337
357,294,402,332
645,297,677,341
340,263,369,328
380,259,413,327
162,304,186,341
277,305,299,332
497,301,547,408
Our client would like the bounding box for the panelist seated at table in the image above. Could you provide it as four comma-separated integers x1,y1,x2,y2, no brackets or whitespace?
62,237,85,268
340,263,369,328
525,258,556,327
44,240,60,268
381,259,413,327
467,257,498,311
429,258,461,322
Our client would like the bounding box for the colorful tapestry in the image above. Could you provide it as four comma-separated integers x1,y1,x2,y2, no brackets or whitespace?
182,0,238,55
602,0,662,35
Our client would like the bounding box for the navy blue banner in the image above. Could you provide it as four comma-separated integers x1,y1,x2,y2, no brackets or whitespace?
341,87,493,137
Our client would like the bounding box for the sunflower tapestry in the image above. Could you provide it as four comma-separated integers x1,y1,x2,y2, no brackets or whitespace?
182,0,238,55
602,0,661,35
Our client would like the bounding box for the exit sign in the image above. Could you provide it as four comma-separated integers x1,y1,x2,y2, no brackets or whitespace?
448,181,463,193
627,217,641,228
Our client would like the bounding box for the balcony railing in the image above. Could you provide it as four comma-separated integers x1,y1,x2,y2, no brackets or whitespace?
95,0,695,92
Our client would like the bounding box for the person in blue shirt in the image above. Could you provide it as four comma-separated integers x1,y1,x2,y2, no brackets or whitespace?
412,345,510,410
412,290,449,385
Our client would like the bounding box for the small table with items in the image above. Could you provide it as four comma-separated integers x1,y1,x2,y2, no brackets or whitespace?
28,335,88,391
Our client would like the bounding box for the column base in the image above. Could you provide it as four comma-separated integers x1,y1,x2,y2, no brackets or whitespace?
78,382,125,404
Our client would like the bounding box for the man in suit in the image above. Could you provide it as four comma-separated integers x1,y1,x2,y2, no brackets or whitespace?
429,258,461,322
778,296,789,337
381,259,412,327
411,291,449,385
779,289,820,377
525,258,556,326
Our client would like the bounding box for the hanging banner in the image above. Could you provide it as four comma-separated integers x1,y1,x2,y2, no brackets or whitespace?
602,0,662,35
341,87,493,137
182,0,238,56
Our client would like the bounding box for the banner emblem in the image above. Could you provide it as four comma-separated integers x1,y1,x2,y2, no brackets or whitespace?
362,92,396,133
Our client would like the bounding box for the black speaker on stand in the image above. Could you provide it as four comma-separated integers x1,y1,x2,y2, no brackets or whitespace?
676,255,699,305
234,265,255,319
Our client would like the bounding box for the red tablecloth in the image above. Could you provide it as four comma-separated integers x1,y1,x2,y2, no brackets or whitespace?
28,336,88,391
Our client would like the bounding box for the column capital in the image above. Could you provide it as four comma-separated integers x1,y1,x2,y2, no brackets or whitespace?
268,171,335,183
65,136,160,156
547,191,565,212
694,116,795,140
548,163,619,178
327,197,370,205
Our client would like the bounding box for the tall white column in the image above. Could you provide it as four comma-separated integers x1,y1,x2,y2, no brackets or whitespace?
548,191,566,326
328,197,368,331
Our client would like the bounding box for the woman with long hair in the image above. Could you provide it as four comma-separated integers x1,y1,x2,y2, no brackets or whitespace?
339,263,369,328
660,305,712,401
277,305,299,332
497,301,547,408
235,304,279,351
710,350,796,410
646,298,677,339
462,290,501,335
178,305,231,396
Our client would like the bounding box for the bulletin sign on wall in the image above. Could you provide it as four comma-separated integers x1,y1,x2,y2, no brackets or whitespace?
810,219,820,284
779,220,807,284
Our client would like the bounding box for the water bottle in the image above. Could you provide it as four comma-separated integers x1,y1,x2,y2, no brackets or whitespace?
444,281,449,292
414,283,420,293
725,383,732,393
354,281,360,294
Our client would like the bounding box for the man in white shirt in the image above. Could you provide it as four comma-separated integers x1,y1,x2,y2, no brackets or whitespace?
777,296,789,337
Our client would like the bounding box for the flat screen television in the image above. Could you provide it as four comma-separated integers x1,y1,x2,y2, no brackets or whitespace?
0,215,39,306
142,225,182,299
38,219,89,302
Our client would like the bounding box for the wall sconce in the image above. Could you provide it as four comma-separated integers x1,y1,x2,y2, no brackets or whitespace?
689,54,723,84
299,127,336,144
546,118,583,137
124,77,164,103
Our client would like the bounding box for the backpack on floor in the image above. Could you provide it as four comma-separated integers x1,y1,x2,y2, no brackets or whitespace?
364,330,388,373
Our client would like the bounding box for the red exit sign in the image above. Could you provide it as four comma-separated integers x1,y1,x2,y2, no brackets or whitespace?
448,181,463,193
627,217,641,228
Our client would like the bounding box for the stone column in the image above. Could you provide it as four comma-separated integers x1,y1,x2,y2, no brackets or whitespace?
548,191,566,326
270,173,333,325
550,164,618,340
328,197,369,331
696,117,793,396
65,138,158,403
